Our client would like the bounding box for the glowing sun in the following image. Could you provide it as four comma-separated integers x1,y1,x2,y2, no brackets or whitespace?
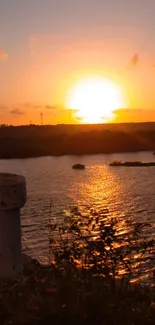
66,77,127,123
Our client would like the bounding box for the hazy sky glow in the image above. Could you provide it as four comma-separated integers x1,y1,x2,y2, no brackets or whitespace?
1,0,155,125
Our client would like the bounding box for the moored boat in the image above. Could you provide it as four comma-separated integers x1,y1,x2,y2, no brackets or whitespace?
72,164,85,170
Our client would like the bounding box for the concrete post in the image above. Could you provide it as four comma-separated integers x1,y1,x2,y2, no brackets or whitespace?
0,173,27,278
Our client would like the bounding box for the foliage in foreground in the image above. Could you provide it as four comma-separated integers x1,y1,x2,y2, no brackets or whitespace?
0,261,155,325
0,206,155,325
49,206,155,288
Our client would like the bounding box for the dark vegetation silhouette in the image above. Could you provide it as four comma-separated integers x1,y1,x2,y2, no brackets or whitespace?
109,161,155,167
1,123,155,158
0,206,154,325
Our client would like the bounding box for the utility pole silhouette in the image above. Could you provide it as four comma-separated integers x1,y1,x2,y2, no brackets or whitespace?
40,112,43,126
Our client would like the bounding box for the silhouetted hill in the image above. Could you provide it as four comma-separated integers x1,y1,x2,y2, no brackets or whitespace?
0,123,155,158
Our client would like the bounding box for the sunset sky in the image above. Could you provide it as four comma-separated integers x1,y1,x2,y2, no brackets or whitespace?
1,0,155,125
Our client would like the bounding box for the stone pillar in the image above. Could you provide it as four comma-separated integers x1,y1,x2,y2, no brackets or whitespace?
0,173,27,278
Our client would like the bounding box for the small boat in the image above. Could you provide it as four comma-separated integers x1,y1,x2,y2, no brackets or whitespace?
72,164,85,170
109,161,155,167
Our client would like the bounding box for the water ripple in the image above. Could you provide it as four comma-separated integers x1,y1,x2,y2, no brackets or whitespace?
0,152,154,268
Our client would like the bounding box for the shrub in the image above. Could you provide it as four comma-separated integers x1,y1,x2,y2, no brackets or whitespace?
49,206,155,293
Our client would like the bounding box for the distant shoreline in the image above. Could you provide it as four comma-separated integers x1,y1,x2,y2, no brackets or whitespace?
0,123,155,159
0,149,154,160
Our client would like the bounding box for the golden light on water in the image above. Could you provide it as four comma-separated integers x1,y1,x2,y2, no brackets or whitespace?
67,164,154,283
66,77,127,123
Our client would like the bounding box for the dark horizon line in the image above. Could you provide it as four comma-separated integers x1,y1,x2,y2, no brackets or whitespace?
1,121,155,128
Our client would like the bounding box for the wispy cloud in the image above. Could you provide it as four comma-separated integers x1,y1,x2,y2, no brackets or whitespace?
127,53,139,70
24,103,58,111
32,104,57,111
131,53,139,66
10,108,25,116
45,105,56,110
25,103,31,108
0,49,8,60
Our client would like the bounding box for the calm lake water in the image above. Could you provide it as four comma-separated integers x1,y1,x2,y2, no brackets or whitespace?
0,151,155,268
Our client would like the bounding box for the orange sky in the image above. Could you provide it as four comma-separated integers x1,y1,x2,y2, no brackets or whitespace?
1,1,155,125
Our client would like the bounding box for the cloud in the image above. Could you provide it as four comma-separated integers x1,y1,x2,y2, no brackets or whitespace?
45,106,58,116
24,103,58,112
45,105,56,110
127,53,139,69
131,53,139,66
10,108,25,116
31,104,57,111
59,108,78,113
0,49,8,60
25,103,31,108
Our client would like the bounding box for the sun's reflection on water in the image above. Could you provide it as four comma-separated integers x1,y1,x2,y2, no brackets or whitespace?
69,165,124,211
66,165,154,285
